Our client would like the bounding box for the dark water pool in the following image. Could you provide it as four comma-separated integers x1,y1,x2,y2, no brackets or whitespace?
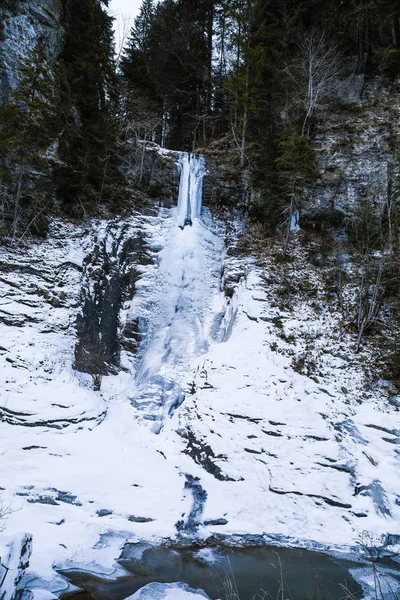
60,544,363,600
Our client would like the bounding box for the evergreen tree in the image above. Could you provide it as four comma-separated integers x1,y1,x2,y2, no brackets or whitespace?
0,41,59,240
120,0,158,103
120,0,399,226
276,132,316,253
130,0,155,54
121,0,216,150
57,0,122,211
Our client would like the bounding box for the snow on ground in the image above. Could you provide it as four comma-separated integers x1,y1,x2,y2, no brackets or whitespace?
0,197,399,597
171,267,400,543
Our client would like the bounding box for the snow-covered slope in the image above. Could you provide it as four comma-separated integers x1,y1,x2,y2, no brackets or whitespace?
0,154,399,598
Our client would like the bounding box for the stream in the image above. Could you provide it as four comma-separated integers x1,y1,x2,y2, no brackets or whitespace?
61,545,364,600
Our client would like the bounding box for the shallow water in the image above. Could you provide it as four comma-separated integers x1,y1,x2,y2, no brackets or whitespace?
61,544,363,600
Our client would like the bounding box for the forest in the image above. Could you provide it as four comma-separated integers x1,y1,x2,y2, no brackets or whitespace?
0,0,399,228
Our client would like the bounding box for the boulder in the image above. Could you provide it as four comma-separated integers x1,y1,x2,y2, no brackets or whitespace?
0,533,33,600
124,582,212,600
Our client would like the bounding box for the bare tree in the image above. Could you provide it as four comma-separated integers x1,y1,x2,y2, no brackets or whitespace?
234,0,252,169
0,493,17,532
355,531,399,600
113,13,134,68
355,255,384,352
285,30,340,137
349,197,387,352
77,338,109,391
123,93,162,184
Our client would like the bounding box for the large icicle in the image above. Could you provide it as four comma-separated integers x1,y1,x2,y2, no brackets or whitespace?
176,153,205,228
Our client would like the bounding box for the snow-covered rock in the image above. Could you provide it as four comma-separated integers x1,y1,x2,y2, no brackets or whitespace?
124,582,211,600
0,533,32,600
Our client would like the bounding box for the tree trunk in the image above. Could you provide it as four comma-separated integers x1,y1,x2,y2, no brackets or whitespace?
11,162,25,242
240,64,249,169
98,155,109,204
393,11,400,47
139,137,147,184
283,190,295,256
206,0,214,117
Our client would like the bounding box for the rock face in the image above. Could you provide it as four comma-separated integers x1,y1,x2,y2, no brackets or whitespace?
0,0,64,98
74,215,157,383
0,219,108,429
202,155,246,212
0,188,399,597
124,79,400,230
0,533,33,600
121,144,181,202
303,79,400,227
121,142,245,213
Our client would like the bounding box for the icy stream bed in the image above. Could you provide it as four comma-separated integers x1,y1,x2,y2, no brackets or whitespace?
61,545,363,600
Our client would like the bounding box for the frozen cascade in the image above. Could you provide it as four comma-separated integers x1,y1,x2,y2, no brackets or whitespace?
128,152,226,432
176,152,205,228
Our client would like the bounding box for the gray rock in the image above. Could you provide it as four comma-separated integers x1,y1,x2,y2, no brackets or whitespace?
96,509,113,517
121,143,244,212
128,516,154,523
175,474,208,534
50,295,61,307
354,479,391,517
54,490,82,506
384,534,400,547
203,518,228,526
27,495,59,506
0,533,33,600
328,74,365,105
302,80,400,228
389,396,400,408
0,0,64,98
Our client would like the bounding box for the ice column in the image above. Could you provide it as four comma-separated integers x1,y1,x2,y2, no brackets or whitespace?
176,153,205,227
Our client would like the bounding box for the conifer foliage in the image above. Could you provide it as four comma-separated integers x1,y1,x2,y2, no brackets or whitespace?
1,0,400,239
0,0,125,238
121,0,215,150
0,42,59,240
57,0,121,212
120,0,400,212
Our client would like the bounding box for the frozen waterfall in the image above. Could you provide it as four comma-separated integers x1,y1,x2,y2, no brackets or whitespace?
176,153,205,228
128,152,225,432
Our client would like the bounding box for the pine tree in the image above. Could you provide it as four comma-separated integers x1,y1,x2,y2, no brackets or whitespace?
130,0,155,54
57,0,122,210
121,0,217,150
276,131,316,254
118,0,400,225
120,0,158,104
0,41,59,240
